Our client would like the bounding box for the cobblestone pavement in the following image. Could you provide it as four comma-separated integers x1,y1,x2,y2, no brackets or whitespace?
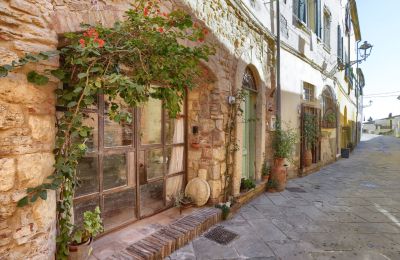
167,135,400,260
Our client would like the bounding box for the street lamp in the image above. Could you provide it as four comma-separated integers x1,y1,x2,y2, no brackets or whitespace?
358,41,373,62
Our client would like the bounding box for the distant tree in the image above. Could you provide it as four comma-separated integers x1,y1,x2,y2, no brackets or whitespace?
368,116,373,122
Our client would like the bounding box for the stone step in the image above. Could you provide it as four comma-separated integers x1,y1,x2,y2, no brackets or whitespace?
107,208,222,260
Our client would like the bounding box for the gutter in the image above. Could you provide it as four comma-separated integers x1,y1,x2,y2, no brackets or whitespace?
350,0,362,41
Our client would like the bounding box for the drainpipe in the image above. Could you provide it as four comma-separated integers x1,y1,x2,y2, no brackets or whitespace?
355,40,360,144
276,0,281,121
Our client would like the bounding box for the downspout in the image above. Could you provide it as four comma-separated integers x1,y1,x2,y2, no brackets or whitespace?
276,0,281,121
355,40,360,144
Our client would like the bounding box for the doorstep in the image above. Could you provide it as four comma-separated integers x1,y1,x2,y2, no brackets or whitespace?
90,207,221,259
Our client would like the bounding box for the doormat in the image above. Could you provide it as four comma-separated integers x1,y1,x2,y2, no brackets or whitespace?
286,187,307,193
204,226,238,245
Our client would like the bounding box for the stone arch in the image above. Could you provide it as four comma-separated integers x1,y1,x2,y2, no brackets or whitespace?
233,59,268,195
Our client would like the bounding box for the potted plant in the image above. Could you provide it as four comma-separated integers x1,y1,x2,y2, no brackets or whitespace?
270,121,298,191
261,161,271,181
303,113,319,167
266,179,279,193
215,201,231,220
173,192,194,214
240,178,256,193
69,206,103,260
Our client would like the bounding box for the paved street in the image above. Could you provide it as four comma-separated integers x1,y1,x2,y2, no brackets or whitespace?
168,135,400,260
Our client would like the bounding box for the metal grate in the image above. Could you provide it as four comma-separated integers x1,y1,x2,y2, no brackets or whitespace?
204,226,238,245
286,187,307,193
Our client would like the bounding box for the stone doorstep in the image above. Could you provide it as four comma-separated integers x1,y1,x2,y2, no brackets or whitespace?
108,208,222,260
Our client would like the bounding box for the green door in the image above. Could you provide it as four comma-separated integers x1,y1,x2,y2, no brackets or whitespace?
242,90,256,180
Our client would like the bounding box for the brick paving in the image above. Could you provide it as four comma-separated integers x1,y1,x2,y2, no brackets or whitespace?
168,135,400,260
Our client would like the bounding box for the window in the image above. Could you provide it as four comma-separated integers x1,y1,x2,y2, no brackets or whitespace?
293,0,307,24
321,87,337,128
323,9,331,49
303,82,315,102
337,25,344,63
293,0,321,37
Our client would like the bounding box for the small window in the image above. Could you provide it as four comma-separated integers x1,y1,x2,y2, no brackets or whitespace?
303,82,315,102
323,9,331,49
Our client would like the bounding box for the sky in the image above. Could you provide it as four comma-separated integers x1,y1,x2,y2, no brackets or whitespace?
357,0,400,121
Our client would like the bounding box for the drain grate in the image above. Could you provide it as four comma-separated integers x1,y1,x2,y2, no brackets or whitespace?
286,187,307,193
204,226,238,245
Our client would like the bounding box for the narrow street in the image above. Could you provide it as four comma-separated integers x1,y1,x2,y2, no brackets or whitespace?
168,135,400,260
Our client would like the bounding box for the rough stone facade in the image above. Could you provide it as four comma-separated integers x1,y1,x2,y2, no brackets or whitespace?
0,1,58,258
1,0,277,258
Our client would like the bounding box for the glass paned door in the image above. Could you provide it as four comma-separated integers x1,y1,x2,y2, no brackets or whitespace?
72,95,186,233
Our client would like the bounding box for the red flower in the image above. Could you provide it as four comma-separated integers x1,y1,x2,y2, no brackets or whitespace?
202,28,209,35
144,7,149,16
79,38,85,47
198,38,204,42
162,12,169,17
86,28,99,39
158,28,164,33
95,38,105,48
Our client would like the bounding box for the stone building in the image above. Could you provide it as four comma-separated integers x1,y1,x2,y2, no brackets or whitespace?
0,0,364,259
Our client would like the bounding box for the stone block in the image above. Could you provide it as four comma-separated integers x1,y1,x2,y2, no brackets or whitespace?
16,153,54,187
211,129,225,146
0,75,49,105
201,148,212,160
0,128,32,147
0,228,12,246
0,101,25,130
0,193,15,219
14,223,37,245
0,158,16,191
28,115,55,143
207,180,222,199
209,164,221,180
10,0,40,16
33,190,56,230
212,147,225,161
198,169,208,180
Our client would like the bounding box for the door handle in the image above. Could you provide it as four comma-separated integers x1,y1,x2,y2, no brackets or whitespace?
139,163,144,167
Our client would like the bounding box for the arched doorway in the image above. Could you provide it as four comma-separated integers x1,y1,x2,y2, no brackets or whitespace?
241,68,257,180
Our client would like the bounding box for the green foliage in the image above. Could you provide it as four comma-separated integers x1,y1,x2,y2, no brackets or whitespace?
71,207,103,245
325,113,336,123
262,161,270,176
215,203,231,220
267,179,279,189
272,120,298,159
1,1,214,258
240,178,256,191
303,113,319,150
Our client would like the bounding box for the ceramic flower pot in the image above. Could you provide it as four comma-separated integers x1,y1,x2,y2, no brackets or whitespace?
304,149,312,167
68,237,93,260
269,158,287,192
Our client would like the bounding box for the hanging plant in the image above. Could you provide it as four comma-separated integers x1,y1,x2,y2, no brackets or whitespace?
303,113,319,150
1,1,214,258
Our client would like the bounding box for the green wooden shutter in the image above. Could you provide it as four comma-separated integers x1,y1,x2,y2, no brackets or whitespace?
299,0,306,23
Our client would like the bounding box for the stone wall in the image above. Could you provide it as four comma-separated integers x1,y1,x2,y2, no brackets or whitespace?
0,1,58,259
0,0,276,258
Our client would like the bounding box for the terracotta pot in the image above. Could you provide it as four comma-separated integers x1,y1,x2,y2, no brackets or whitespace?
304,149,312,167
191,143,200,149
69,237,92,260
262,175,270,182
269,158,287,192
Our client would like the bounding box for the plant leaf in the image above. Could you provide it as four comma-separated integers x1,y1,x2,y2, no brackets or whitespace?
27,71,49,86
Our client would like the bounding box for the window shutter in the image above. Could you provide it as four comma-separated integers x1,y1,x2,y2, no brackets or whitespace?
337,25,342,62
315,0,321,37
299,0,306,23
293,0,299,17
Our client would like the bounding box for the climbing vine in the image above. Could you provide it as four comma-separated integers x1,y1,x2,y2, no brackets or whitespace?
223,90,246,201
1,1,213,258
